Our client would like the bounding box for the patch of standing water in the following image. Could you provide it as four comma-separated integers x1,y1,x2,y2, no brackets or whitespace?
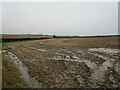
89,48,120,54
8,52,41,88
91,60,113,88
27,46,48,53
38,49,47,52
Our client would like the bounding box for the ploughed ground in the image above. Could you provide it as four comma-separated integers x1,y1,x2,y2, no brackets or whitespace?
3,37,120,88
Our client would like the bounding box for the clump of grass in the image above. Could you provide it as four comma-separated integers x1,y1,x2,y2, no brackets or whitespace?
2,54,28,88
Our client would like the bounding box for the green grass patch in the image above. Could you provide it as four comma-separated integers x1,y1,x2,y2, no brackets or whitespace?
2,54,28,88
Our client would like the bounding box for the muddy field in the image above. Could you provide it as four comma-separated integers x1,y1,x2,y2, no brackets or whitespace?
2,37,120,88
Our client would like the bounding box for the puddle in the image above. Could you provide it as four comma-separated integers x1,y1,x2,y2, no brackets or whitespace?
89,48,120,54
8,52,41,88
28,46,48,53
28,46,36,50
38,49,47,52
71,56,79,59
25,59,38,63
39,42,45,45
91,60,112,87
18,50,23,54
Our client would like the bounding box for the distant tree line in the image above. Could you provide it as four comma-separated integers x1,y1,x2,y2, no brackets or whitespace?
53,35,120,38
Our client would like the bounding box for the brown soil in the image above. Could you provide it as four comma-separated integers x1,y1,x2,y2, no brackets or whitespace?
3,37,120,88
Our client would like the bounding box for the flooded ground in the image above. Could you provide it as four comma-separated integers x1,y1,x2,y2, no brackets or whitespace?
3,37,120,88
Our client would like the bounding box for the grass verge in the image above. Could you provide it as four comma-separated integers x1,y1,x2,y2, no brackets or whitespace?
2,42,28,88
2,54,28,88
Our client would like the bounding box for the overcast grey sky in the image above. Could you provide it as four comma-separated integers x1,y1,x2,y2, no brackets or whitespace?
2,2,118,36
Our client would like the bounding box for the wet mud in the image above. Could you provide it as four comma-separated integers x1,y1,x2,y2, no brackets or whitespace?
4,39,120,88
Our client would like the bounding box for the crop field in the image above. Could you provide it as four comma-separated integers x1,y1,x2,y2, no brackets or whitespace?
1,35,52,43
2,36,120,88
1,35,52,39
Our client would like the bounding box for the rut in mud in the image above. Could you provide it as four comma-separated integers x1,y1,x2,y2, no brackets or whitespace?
5,39,120,88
